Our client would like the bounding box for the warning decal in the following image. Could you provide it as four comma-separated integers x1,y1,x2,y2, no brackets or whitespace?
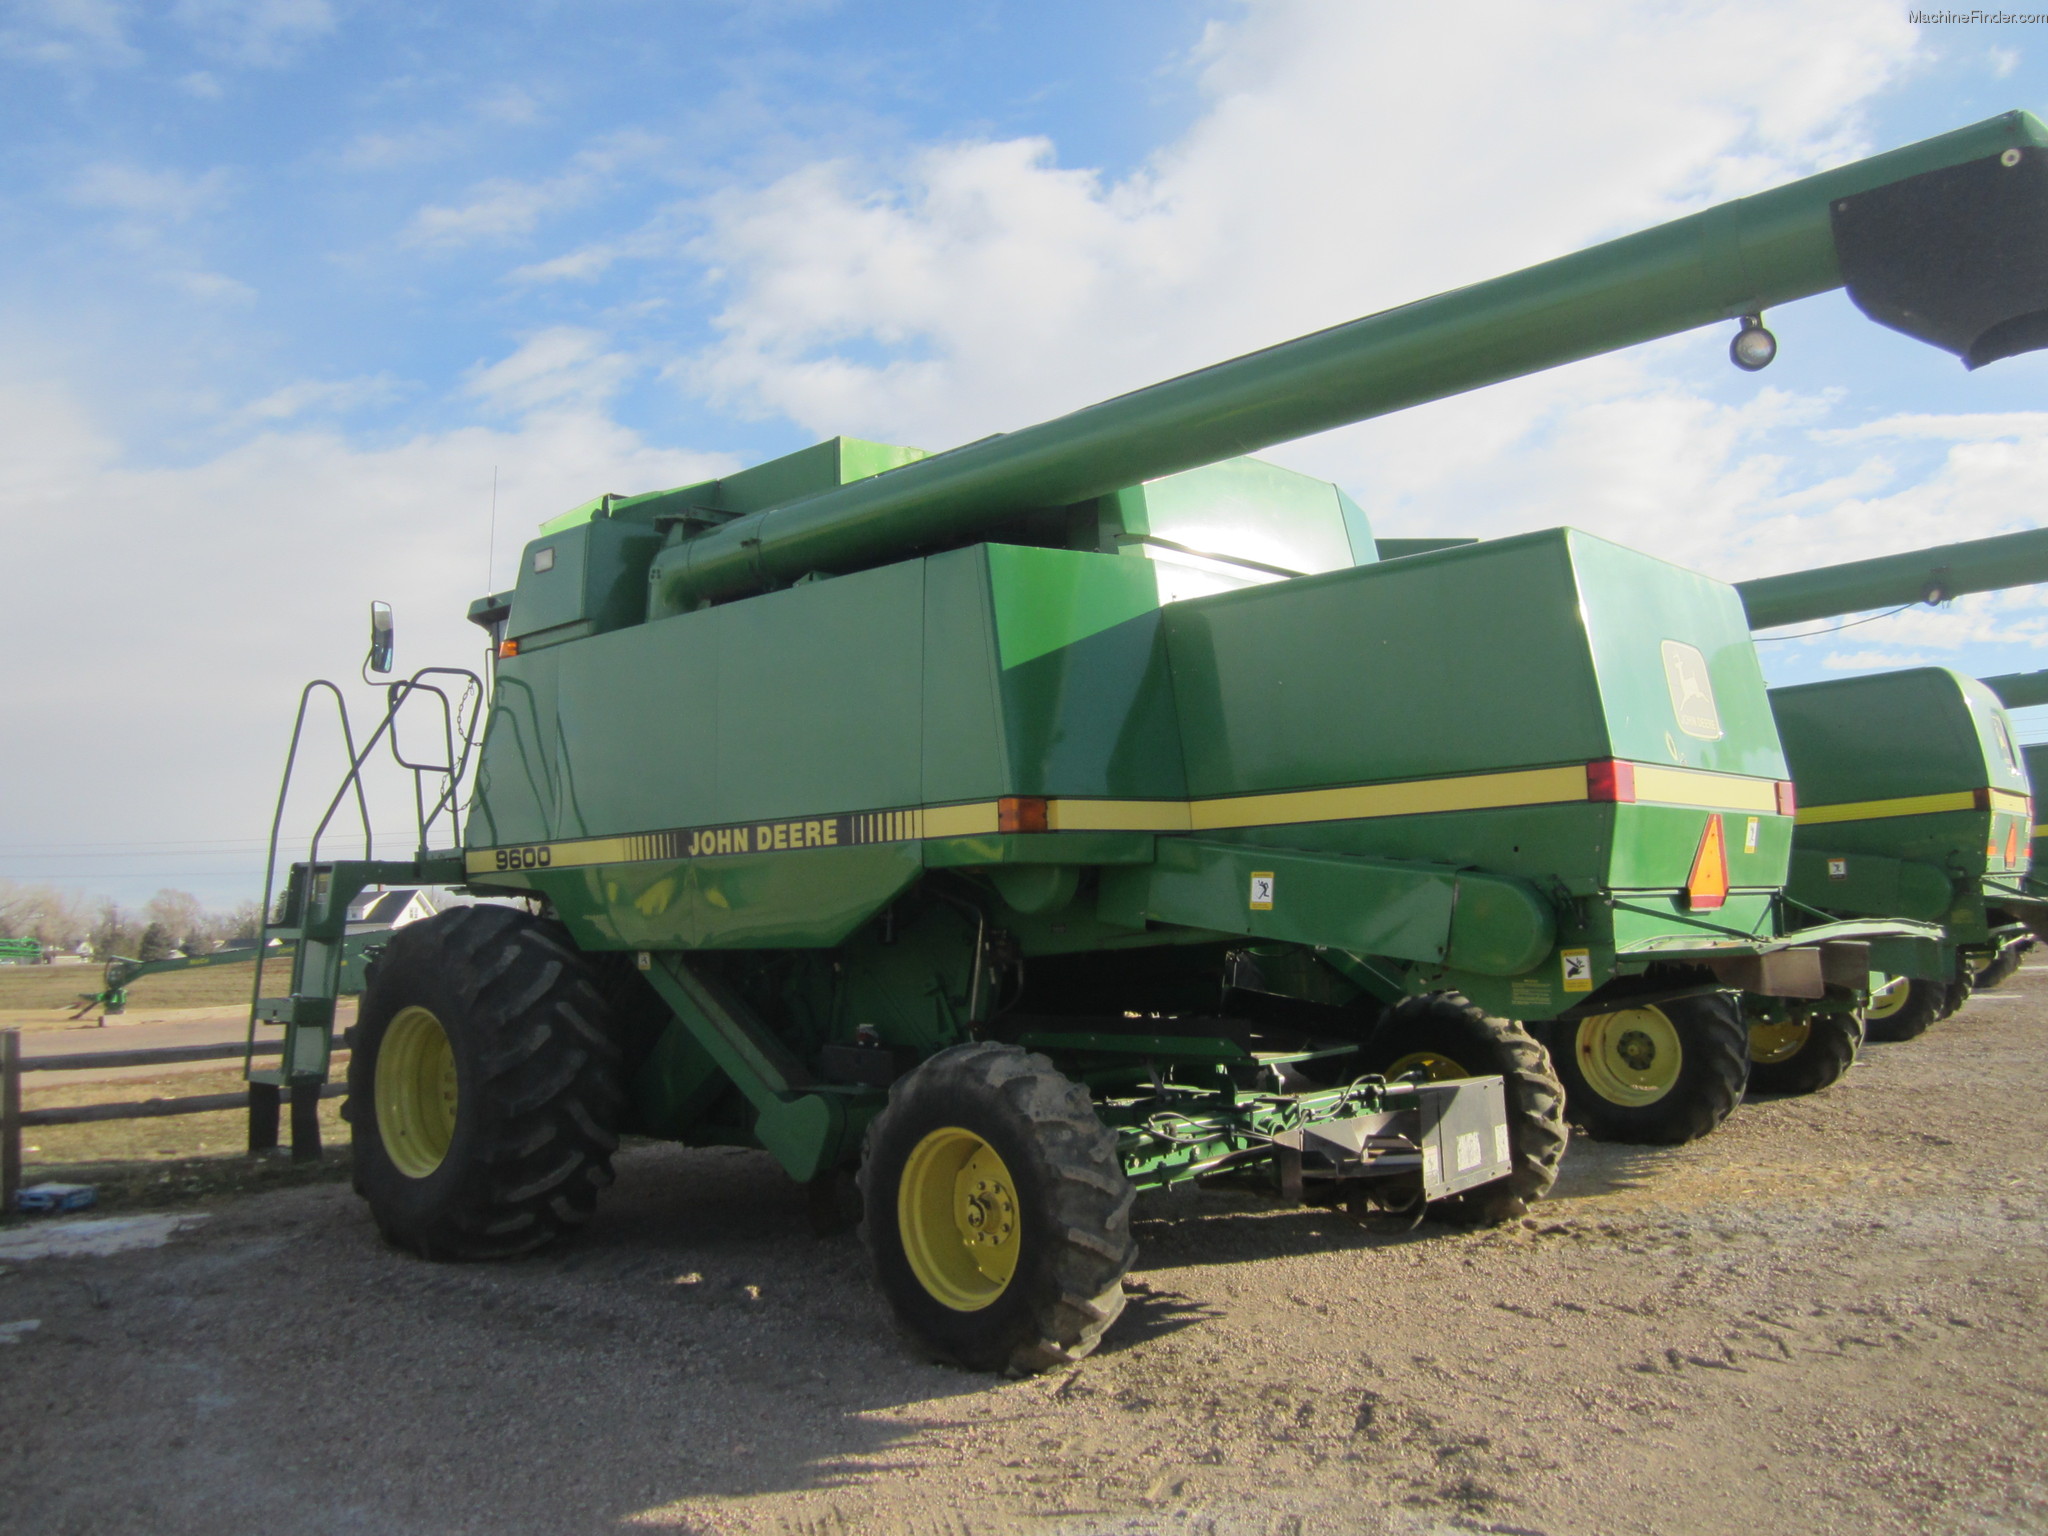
1249,872,1275,911
1560,948,1594,992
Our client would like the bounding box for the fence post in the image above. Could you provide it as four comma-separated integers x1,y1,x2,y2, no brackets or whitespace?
248,1081,281,1155
288,1082,322,1163
2,1030,21,1213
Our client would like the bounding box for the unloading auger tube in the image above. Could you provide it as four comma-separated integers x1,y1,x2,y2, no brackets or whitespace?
650,111,2048,614
1737,526,2048,632
1984,667,2048,710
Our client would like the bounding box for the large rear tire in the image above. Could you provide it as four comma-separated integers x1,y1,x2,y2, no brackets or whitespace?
1973,940,2030,991
1745,1006,1862,1097
1552,994,1747,1144
859,1042,1135,1375
349,906,627,1260
1862,976,1944,1042
1356,992,1566,1220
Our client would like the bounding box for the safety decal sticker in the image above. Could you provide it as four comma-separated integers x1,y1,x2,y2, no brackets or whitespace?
1828,857,1849,880
1560,948,1594,992
1744,816,1760,854
1248,872,1275,911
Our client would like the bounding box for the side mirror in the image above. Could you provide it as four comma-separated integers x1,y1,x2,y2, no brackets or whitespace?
368,601,395,674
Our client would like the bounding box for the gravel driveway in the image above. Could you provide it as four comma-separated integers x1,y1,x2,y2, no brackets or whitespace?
4,975,2044,1535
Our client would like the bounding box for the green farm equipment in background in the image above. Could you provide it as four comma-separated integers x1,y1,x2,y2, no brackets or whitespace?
254,112,2048,1372
0,936,43,965
1384,478,2048,1133
69,935,382,1021
1973,669,2048,986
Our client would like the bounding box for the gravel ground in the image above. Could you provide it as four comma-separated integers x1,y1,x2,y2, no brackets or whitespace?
3,975,2045,1536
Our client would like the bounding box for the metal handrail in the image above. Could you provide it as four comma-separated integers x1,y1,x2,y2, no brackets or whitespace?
246,666,484,1026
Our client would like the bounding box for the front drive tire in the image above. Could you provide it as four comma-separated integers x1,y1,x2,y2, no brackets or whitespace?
1356,992,1567,1221
1862,976,1945,1042
1745,1005,1863,1097
349,905,627,1260
1551,994,1747,1144
859,1043,1136,1376
1973,940,2030,991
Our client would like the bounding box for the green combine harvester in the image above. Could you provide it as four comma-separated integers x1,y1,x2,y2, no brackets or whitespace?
0,936,42,965
252,113,2048,1373
1491,534,2048,1138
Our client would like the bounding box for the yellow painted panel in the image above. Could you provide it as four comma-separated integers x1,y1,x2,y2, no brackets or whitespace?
1188,765,1591,831
1796,790,1975,826
923,801,1000,837
1048,799,1191,832
1631,765,1778,813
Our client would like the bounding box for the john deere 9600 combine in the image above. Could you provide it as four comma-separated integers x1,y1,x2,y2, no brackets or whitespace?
250,113,2048,1372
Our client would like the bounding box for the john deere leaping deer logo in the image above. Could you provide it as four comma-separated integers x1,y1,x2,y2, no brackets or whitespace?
1660,640,1724,741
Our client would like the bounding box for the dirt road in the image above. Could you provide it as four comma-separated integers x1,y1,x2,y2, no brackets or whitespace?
3,977,2044,1535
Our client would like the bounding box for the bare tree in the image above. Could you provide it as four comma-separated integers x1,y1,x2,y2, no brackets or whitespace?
91,899,138,961
144,889,207,955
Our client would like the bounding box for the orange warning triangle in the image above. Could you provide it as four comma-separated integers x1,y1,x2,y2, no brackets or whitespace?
1687,813,1729,910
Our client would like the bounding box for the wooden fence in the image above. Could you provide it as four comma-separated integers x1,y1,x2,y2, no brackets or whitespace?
0,1029,344,1211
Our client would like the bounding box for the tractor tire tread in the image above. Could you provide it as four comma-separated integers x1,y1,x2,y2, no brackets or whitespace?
859,1042,1136,1376
1361,992,1567,1216
1747,1008,1862,1097
349,906,627,1263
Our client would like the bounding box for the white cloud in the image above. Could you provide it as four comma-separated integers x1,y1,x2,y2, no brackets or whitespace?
475,85,541,126
167,268,255,302
67,162,230,222
171,0,333,68
405,131,665,249
678,0,1917,450
242,374,408,421
464,327,637,416
0,365,732,903
1816,411,2048,443
0,0,138,69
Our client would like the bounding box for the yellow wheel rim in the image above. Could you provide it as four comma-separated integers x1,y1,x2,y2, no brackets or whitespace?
1748,1019,1811,1065
898,1127,1021,1312
1574,1007,1683,1107
376,1005,458,1179
1384,1049,1471,1081
1866,977,1909,1021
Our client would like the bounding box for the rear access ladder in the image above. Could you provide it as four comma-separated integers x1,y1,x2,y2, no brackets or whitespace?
245,669,478,1159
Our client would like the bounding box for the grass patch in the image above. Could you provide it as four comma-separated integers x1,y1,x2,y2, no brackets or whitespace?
0,957,291,1012
19,1063,351,1163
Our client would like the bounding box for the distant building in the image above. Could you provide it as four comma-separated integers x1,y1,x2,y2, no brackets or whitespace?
345,888,441,935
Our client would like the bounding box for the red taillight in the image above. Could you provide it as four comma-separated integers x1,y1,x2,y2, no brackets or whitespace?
1686,814,1729,910
1774,779,1797,816
997,796,1049,833
1586,759,1637,803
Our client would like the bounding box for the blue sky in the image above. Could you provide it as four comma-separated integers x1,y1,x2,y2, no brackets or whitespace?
4,0,2048,910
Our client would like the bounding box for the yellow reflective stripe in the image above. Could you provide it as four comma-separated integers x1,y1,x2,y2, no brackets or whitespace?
1049,798,1191,832
1989,787,2031,815
923,801,999,837
1183,765,1590,831
1796,791,1976,826
1630,764,1778,813
463,760,1787,872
